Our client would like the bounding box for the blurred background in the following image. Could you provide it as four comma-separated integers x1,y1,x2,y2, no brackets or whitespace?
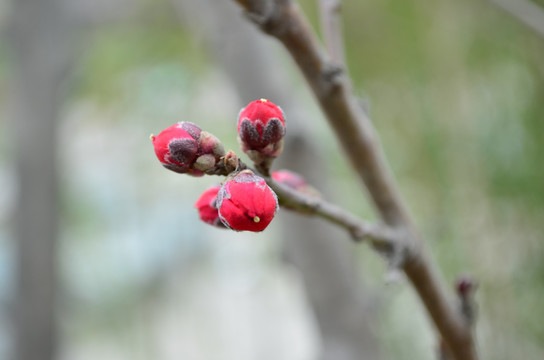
1,0,543,359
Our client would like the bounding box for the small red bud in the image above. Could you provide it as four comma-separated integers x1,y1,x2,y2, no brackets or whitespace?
271,170,321,201
152,122,224,176
151,122,200,175
272,170,308,190
456,276,476,298
237,99,286,164
194,185,225,227
217,170,279,232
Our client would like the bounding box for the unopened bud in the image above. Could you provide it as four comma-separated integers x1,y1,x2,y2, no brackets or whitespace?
194,185,225,228
237,99,286,168
151,122,201,176
216,170,279,232
271,170,321,199
152,122,225,176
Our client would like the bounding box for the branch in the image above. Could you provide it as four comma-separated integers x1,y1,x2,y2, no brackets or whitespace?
318,0,346,65
487,0,544,39
230,1,478,359
236,0,409,227
219,155,398,250
267,177,398,249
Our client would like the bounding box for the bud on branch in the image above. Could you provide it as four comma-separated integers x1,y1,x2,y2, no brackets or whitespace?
237,99,286,174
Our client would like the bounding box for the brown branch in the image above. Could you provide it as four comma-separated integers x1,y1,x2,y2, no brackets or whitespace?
236,0,410,227
318,0,346,65
267,177,398,249
231,1,478,359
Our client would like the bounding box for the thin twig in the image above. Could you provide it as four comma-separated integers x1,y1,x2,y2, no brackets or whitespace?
230,1,478,359
487,0,544,39
217,155,398,248
267,177,398,249
318,0,346,65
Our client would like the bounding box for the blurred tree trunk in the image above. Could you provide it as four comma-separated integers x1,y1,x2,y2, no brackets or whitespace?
8,0,77,359
278,140,380,360
172,1,381,359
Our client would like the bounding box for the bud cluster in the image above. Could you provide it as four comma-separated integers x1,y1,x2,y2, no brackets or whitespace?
151,99,308,233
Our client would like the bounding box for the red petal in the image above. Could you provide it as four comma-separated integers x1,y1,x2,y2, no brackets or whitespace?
218,179,278,232
237,99,285,132
194,186,222,226
153,124,196,167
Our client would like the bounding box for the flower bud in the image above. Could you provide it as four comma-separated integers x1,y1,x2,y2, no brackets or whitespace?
194,185,225,228
151,122,225,176
271,170,321,200
222,150,239,175
456,276,476,298
237,99,286,167
216,170,278,232
271,170,308,191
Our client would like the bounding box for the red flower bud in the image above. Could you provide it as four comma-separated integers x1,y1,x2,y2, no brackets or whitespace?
271,170,321,202
194,185,225,228
271,170,308,191
456,276,476,298
151,122,225,176
217,170,278,232
237,99,286,164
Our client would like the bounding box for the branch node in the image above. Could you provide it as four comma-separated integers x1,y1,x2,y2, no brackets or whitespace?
384,239,408,284
243,3,290,38
349,225,368,242
455,275,478,326
322,63,343,85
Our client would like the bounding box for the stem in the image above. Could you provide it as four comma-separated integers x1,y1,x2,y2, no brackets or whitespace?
318,0,346,65
267,177,398,249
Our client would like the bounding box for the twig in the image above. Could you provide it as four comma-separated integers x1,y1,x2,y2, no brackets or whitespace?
318,0,346,65
235,0,410,227
487,0,544,39
230,1,478,359
217,155,398,249
267,177,398,249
